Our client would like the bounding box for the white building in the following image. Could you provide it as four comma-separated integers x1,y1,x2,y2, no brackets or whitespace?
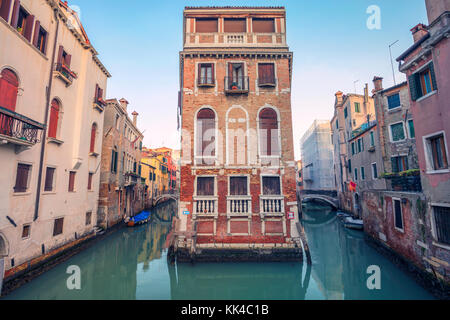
0,0,110,289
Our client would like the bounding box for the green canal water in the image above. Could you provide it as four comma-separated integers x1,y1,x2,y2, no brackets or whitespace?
3,200,434,300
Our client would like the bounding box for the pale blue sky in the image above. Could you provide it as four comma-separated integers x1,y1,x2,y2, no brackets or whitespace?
70,0,428,159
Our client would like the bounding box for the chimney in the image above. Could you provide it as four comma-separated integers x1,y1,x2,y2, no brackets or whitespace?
119,98,129,112
372,76,384,93
132,111,139,127
425,0,450,25
364,83,369,103
410,24,428,43
335,91,344,107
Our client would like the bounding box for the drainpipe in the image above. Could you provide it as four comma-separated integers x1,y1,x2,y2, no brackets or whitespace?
34,9,60,221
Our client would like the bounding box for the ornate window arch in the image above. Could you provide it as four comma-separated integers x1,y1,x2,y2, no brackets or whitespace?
258,106,281,157
195,107,217,165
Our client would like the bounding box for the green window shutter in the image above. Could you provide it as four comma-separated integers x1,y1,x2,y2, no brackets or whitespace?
408,74,419,101
391,157,399,173
429,62,438,91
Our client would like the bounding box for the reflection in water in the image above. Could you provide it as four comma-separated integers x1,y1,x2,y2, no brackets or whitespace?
4,201,433,300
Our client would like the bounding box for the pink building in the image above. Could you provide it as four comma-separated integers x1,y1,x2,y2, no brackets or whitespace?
396,0,450,282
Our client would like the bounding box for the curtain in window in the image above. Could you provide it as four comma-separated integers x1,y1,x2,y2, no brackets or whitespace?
197,177,214,196
259,108,279,156
196,108,216,163
230,177,247,196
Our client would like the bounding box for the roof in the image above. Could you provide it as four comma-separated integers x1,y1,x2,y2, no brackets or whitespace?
396,33,430,61
379,81,408,95
185,6,285,10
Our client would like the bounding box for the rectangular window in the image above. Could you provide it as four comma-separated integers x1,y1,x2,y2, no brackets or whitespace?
390,122,406,142
344,107,348,118
427,134,448,170
357,139,362,153
387,93,401,109
361,167,365,180
370,131,375,147
354,102,361,113
44,167,55,192
68,171,76,192
391,156,409,173
34,25,48,54
372,163,378,179
230,177,248,196
252,18,275,33
22,224,30,239
14,163,31,193
197,177,214,196
408,120,415,139
393,199,404,231
86,211,92,226
351,142,355,155
88,173,93,190
409,62,437,101
16,6,29,36
262,176,281,195
336,119,339,129
354,168,358,181
348,159,352,173
224,18,246,32
433,206,450,245
195,18,218,33
198,63,214,86
53,218,64,236
258,63,275,86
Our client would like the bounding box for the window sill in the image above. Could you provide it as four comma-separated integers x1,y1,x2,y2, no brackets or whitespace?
197,83,216,87
42,191,57,195
426,169,450,175
432,241,450,251
394,227,405,234
388,107,402,113
13,191,31,196
47,137,64,145
416,90,437,103
258,83,276,88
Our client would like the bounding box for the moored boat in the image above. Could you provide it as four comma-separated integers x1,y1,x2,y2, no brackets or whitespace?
126,211,151,227
344,217,364,230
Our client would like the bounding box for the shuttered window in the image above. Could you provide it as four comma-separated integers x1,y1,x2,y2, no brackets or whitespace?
408,62,437,101
387,93,401,109
258,63,275,86
262,176,281,195
14,163,31,193
390,122,405,142
230,177,248,196
433,206,450,245
48,99,60,138
224,18,246,32
198,63,214,85
53,218,64,236
68,171,76,192
394,199,403,230
0,68,19,112
429,134,448,170
252,18,275,33
195,18,218,33
196,108,216,163
259,108,279,156
0,0,12,22
197,177,214,196
90,123,97,153
87,172,93,190
44,167,55,192
391,156,408,173
33,22,48,54
111,148,118,173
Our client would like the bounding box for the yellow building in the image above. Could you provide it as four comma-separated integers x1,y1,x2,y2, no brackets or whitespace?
141,147,172,204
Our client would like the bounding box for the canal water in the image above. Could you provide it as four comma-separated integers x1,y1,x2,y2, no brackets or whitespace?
3,200,434,300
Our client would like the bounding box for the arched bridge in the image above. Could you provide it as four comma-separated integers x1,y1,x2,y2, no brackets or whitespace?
154,192,179,205
298,190,339,209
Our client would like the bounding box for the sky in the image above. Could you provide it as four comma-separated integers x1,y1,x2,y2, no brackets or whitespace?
69,0,428,160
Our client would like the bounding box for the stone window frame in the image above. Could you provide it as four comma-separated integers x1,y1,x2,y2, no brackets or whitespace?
256,104,282,162
422,130,449,174
193,106,219,166
225,105,249,166
42,165,57,194
227,174,251,197
12,160,33,196
371,162,378,180
195,61,217,92
388,120,407,143
430,202,450,251
392,197,405,233
194,175,218,197
259,174,283,197
360,166,365,181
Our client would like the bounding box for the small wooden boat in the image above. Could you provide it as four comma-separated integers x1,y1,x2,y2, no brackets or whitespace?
126,211,151,227
344,217,364,230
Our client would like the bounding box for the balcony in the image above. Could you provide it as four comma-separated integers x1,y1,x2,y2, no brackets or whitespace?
193,196,218,216
224,76,249,94
227,196,252,216
0,106,44,151
184,32,287,48
124,172,140,186
93,97,107,113
54,63,77,87
382,170,422,192
260,195,285,215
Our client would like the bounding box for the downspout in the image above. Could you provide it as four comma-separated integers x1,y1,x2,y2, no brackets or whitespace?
34,8,60,221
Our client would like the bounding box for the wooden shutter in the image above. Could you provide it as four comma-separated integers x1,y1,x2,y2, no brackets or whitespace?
57,45,64,65
65,54,72,68
224,18,246,32
258,63,275,85
44,167,55,192
408,74,421,101
32,20,40,47
429,62,438,91
0,0,12,21
252,18,275,33
23,14,33,41
10,0,19,28
53,218,64,236
195,18,218,33
0,69,19,111
230,177,247,196
90,123,96,153
48,100,59,138
88,173,93,190
14,163,29,192
94,84,99,101
197,177,214,196
68,172,75,192
259,108,278,156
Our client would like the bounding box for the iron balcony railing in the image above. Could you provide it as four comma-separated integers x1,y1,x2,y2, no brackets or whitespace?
0,106,44,145
224,76,249,94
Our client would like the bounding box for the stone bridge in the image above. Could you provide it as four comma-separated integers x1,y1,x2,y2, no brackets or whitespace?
153,192,179,206
297,190,339,209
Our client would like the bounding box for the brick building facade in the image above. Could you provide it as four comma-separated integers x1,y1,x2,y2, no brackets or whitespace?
176,7,299,259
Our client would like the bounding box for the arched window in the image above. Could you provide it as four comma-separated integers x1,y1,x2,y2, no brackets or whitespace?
196,108,216,165
48,99,60,138
90,123,97,153
259,108,279,156
0,68,19,111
